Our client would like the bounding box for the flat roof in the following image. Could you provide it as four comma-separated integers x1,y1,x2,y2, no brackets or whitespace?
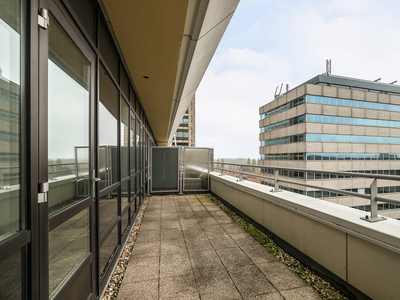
305,74,400,95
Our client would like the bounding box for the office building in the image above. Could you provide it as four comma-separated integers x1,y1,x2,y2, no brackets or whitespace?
0,1,239,299
170,96,196,147
259,74,400,219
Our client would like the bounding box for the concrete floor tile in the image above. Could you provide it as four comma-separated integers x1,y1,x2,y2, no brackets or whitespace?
209,235,237,250
182,227,207,240
189,250,223,269
194,210,212,218
159,272,200,300
136,230,161,243
229,265,277,299
190,205,207,212
180,218,199,228
230,233,260,247
125,256,159,282
131,241,160,258
258,262,306,291
160,253,192,278
161,238,187,255
252,292,285,300
194,267,242,300
178,212,196,219
241,245,278,265
118,279,158,300
221,223,247,234
186,237,214,252
139,221,161,231
217,247,253,270
161,220,181,229
161,228,184,240
142,214,161,222
280,286,323,300
198,217,219,226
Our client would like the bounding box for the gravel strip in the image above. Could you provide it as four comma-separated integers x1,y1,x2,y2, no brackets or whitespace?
102,197,149,300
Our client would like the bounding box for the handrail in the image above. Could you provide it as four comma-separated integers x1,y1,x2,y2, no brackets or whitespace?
212,161,400,223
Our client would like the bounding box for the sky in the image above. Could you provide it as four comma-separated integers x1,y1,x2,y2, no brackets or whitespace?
195,0,400,159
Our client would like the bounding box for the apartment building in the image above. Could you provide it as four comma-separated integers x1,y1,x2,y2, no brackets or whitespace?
170,96,196,147
259,74,400,219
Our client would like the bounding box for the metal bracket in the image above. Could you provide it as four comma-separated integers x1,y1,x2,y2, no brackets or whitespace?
38,182,49,203
360,215,387,223
38,8,49,29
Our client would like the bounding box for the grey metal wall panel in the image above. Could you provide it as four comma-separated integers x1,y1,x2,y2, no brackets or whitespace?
164,148,179,189
151,148,165,190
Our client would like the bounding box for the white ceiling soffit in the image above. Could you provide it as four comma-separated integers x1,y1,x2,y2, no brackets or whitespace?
167,0,240,144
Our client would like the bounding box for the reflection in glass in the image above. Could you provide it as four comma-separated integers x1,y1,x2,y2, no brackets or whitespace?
121,209,129,237
184,148,209,190
0,247,23,299
99,64,118,190
99,187,118,234
130,114,135,172
48,15,90,214
120,99,129,179
130,178,136,213
121,180,129,209
99,224,118,279
0,0,22,241
49,208,89,297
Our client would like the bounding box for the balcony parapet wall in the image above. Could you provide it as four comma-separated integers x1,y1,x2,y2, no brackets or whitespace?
210,172,400,300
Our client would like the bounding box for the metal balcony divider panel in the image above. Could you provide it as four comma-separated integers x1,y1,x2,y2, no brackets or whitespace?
183,147,212,192
150,147,180,193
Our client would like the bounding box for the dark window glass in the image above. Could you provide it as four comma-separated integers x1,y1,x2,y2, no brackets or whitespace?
121,180,129,209
121,209,129,237
120,67,129,99
130,114,135,172
121,99,129,179
0,0,23,240
99,64,118,188
66,0,96,43
99,223,118,279
99,187,119,234
49,208,89,296
99,19,119,80
0,247,23,299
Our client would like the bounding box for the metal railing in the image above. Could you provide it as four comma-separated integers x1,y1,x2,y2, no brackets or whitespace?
213,161,400,223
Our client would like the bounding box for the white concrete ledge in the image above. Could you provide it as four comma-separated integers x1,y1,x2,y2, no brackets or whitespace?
210,172,400,300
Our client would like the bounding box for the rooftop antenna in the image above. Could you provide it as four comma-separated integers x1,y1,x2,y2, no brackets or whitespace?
274,86,278,98
374,78,381,82
390,80,397,84
278,83,283,96
326,59,331,75
286,84,289,93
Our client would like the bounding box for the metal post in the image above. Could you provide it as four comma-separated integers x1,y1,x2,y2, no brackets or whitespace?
361,178,386,222
271,169,281,192
238,166,243,181
220,164,224,176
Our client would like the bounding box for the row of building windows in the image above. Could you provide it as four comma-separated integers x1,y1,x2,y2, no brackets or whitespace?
260,113,400,134
306,133,400,144
261,134,304,146
0,153,20,162
260,152,400,161
306,95,400,112
353,203,400,212
260,115,304,133
261,134,400,146
307,152,400,161
261,181,400,199
175,131,189,138
0,131,19,142
0,89,20,104
306,114,400,128
0,110,19,122
260,94,400,122
261,168,399,180
306,186,400,198
260,96,305,120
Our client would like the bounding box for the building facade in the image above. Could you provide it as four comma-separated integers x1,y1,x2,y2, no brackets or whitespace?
170,96,196,147
0,1,239,299
259,74,400,219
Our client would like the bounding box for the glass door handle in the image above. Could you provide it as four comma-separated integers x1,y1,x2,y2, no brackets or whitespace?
93,178,101,182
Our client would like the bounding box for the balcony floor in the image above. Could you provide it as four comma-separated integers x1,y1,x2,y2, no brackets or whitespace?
118,194,322,300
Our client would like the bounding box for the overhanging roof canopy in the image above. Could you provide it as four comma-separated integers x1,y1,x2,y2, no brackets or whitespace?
101,0,239,145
